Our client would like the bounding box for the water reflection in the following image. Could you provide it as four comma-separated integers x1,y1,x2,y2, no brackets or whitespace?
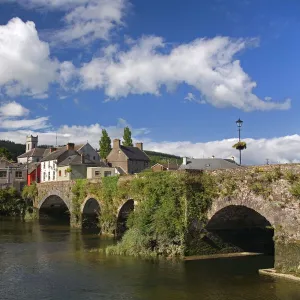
0,217,300,300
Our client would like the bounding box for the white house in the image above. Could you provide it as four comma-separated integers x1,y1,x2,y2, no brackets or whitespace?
40,143,77,183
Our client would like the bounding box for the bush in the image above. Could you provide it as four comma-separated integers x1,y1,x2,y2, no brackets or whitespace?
0,187,26,216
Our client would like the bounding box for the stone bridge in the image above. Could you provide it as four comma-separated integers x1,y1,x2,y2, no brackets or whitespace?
34,165,300,277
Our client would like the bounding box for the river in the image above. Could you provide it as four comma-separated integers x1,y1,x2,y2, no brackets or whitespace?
0,217,300,300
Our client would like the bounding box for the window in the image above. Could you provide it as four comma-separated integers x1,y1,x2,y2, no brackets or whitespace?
104,171,111,177
48,162,50,168
59,170,62,176
33,143,35,148
93,156,95,160
27,144,29,150
15,171,23,178
0,171,6,178
95,171,100,177
48,172,50,180
53,171,55,180
43,172,46,181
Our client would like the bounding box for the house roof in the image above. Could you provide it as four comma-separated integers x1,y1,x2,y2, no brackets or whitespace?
151,163,179,170
179,158,240,171
41,146,68,162
58,153,106,167
17,147,47,158
115,166,126,175
120,145,150,161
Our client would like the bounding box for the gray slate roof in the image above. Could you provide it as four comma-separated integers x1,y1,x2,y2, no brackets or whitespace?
28,162,40,174
58,153,107,167
17,147,47,158
120,146,150,161
152,163,179,170
40,146,68,162
179,158,240,171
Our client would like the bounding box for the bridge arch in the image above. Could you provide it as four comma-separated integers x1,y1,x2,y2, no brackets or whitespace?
205,197,276,255
116,199,135,236
81,195,102,229
38,193,70,223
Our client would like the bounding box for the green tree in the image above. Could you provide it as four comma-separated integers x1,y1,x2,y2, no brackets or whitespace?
0,147,12,160
99,129,112,159
122,126,133,147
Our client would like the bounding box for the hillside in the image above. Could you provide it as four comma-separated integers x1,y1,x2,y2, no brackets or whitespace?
144,150,182,167
0,140,25,161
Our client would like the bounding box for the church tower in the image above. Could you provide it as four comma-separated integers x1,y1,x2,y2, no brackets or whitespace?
26,135,38,152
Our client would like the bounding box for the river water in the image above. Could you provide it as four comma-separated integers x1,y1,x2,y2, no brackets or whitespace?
0,217,300,300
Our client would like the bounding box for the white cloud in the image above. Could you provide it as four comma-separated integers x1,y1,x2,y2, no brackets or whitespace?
184,92,206,104
145,135,300,165
0,117,50,130
0,101,29,117
10,0,129,46
0,101,50,130
79,36,291,111
0,18,59,97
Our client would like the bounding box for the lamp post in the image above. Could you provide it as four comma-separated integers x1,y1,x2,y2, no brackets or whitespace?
236,118,243,165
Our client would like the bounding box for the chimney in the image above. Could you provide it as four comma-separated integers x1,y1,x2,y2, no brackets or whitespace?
81,153,84,164
183,157,187,165
50,147,57,153
113,139,120,149
135,142,143,151
67,143,75,150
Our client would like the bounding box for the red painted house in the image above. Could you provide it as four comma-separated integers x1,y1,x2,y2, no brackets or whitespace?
27,162,41,186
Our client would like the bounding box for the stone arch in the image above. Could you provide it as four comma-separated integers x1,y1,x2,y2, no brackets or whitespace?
116,199,135,236
205,197,277,255
38,193,71,223
81,195,102,229
38,191,70,210
80,194,102,214
207,196,277,227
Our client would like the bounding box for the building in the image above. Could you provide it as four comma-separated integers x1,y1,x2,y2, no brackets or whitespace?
76,143,100,161
106,139,150,174
27,162,41,186
0,157,27,191
87,166,116,179
179,157,240,171
57,153,105,181
40,143,78,183
151,162,179,172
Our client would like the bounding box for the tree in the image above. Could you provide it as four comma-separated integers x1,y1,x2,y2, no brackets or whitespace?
122,126,133,147
0,147,12,160
99,129,112,159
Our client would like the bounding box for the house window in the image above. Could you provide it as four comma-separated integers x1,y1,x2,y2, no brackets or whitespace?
59,170,62,176
43,172,46,181
27,144,29,150
48,162,50,168
93,156,95,160
48,172,50,180
0,171,6,178
53,171,55,180
33,143,35,148
15,171,23,178
95,171,100,177
104,171,111,177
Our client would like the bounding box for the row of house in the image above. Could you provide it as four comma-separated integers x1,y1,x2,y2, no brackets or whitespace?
17,135,150,187
0,135,240,191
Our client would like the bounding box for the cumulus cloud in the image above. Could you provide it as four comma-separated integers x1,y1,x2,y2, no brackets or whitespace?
145,135,300,165
8,0,128,46
0,101,29,117
0,101,50,130
79,36,291,111
0,18,59,97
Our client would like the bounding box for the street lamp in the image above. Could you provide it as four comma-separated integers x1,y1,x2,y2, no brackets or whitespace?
236,118,243,165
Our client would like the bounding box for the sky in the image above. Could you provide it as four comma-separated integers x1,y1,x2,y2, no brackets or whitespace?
0,0,299,165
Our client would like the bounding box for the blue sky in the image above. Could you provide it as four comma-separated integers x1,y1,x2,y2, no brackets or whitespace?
0,0,299,164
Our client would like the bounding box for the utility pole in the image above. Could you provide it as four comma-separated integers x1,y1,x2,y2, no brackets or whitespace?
266,158,269,165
